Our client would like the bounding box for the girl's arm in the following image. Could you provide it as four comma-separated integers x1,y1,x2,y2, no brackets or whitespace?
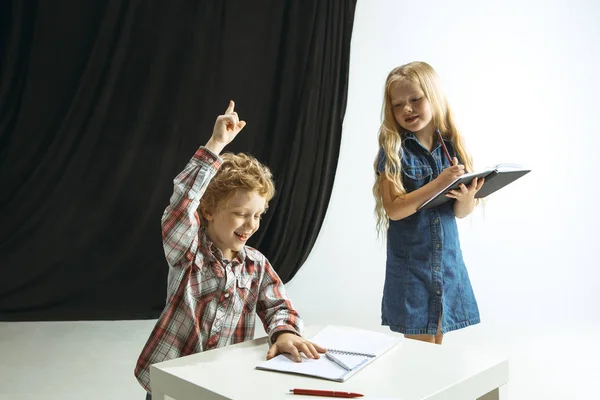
453,197,476,219
380,159,465,221
380,176,447,220
448,177,485,218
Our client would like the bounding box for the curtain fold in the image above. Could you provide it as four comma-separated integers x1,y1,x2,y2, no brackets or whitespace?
0,0,357,320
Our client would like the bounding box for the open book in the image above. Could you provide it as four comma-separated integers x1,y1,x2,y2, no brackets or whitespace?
256,325,401,382
418,163,531,210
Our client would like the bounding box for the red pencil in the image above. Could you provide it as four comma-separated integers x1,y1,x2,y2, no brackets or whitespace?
290,388,364,398
435,129,453,165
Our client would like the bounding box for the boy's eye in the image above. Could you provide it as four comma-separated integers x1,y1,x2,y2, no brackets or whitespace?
411,97,421,102
235,212,247,217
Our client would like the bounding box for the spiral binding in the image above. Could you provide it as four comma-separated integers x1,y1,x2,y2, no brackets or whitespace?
327,348,375,358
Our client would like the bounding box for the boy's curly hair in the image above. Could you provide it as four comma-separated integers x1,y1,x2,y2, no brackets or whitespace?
199,153,276,215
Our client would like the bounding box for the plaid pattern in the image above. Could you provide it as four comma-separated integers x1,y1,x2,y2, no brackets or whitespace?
134,147,302,392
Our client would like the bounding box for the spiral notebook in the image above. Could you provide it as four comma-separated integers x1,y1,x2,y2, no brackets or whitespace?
256,325,401,382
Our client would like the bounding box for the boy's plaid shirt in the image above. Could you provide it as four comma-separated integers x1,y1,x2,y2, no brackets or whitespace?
134,147,302,392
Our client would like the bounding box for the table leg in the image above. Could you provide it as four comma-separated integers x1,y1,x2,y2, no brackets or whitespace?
477,384,507,400
150,390,167,400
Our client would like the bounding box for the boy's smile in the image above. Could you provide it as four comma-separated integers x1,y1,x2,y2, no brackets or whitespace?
203,190,267,261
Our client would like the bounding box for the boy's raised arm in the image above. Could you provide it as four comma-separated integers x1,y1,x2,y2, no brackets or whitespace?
161,101,246,268
161,148,222,268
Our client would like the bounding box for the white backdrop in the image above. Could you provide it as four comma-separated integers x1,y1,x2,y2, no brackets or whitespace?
277,1,600,398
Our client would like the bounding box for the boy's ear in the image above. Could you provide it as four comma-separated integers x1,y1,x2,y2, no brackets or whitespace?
200,207,214,221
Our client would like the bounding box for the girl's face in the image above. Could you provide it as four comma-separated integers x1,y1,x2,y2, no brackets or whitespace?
390,80,434,135
203,190,267,261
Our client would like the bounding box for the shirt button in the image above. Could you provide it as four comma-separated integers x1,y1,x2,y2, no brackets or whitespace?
434,266,440,271
433,218,439,224
436,290,442,296
436,243,441,249
224,293,230,298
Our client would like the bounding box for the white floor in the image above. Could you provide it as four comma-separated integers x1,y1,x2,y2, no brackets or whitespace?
0,320,154,400
0,320,598,400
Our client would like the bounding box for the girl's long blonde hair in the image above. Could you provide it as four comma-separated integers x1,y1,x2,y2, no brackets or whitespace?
373,61,474,237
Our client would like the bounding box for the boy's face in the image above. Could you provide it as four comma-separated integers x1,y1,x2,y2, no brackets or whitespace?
203,190,267,261
390,80,433,135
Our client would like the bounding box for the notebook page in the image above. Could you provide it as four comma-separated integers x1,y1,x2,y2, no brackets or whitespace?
327,352,371,370
256,353,347,381
312,325,400,356
493,163,528,171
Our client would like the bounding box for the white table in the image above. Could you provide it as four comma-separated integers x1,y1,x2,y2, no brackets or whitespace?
150,326,508,400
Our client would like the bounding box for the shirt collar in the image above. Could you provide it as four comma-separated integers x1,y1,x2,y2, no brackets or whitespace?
401,130,447,153
200,226,248,265
401,130,418,143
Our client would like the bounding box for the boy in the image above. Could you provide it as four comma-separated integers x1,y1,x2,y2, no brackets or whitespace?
135,101,326,398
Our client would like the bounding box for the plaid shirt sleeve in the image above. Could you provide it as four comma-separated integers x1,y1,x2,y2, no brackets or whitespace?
161,147,222,269
255,257,304,344
134,147,222,393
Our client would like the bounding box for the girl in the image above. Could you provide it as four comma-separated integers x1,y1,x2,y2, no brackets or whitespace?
373,62,483,345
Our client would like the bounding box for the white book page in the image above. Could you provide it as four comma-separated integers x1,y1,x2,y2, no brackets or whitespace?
312,325,399,356
327,352,371,370
491,163,529,172
256,353,347,381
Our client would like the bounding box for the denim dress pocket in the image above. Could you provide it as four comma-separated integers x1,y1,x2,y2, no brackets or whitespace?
402,164,433,192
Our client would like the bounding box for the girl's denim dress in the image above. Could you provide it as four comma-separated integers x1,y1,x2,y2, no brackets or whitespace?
377,132,480,335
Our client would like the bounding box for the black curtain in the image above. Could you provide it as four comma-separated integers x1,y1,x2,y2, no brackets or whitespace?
0,0,357,321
